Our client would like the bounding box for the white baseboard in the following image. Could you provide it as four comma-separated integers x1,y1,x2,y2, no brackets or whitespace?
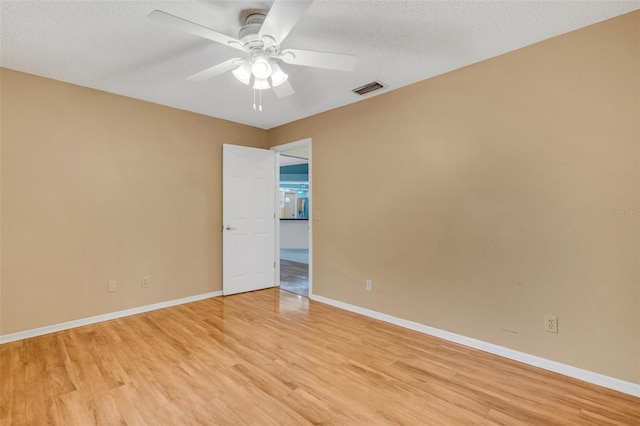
0,291,222,344
310,294,640,398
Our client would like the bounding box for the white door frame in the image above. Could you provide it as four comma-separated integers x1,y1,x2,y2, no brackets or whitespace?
271,138,312,297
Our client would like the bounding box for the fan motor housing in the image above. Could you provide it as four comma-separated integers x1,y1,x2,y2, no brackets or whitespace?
238,13,265,48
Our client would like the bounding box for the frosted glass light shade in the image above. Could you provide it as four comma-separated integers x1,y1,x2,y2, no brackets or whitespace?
270,62,288,87
232,61,252,85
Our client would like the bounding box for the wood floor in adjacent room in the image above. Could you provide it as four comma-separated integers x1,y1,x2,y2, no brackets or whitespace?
280,259,309,297
1,289,638,425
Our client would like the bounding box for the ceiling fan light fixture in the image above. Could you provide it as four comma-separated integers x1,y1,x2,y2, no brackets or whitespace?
251,55,273,79
253,78,271,90
232,61,252,85
270,62,288,87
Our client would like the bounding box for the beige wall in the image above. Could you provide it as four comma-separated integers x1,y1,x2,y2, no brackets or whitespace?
269,12,640,383
0,68,3,336
0,69,267,334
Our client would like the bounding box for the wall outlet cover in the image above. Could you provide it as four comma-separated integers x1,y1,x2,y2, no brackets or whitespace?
545,315,558,333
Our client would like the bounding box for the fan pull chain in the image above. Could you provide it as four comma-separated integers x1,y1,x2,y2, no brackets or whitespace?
253,88,257,111
252,88,264,112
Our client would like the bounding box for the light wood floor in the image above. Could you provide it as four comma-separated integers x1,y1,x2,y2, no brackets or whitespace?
1,289,638,425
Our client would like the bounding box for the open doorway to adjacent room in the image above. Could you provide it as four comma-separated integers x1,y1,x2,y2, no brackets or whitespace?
273,140,311,297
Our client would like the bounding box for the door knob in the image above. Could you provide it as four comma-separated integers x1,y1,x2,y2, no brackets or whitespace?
223,225,232,231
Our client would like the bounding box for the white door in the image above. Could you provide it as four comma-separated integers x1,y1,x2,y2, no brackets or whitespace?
222,144,276,295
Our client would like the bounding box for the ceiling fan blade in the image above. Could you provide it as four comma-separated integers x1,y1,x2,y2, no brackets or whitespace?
187,58,243,82
278,48,357,72
272,80,295,98
259,0,312,46
148,10,245,51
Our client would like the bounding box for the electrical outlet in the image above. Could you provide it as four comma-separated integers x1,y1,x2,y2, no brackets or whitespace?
108,280,117,293
366,280,372,291
141,276,149,288
545,315,558,333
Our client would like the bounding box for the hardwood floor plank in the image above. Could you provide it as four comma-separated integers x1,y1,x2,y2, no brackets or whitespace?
579,408,638,426
416,395,496,426
485,407,536,425
105,341,173,412
505,370,639,423
2,288,638,425
23,337,60,425
1,341,27,425
45,335,79,396
60,331,115,397
0,343,17,423
285,387,341,425
449,371,585,425
84,394,127,426
109,383,154,426
54,391,95,426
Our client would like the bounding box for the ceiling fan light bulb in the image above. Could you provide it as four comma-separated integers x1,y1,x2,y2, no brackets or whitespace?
253,78,270,90
270,62,288,87
232,62,252,85
251,56,272,79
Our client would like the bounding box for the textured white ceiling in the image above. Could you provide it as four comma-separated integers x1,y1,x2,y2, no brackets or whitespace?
1,1,638,129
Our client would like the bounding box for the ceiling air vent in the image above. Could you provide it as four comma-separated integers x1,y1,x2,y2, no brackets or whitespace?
352,81,385,96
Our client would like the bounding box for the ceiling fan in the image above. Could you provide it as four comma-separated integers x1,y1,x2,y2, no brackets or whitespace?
148,0,357,108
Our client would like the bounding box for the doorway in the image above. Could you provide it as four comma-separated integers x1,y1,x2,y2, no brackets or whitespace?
272,139,312,297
